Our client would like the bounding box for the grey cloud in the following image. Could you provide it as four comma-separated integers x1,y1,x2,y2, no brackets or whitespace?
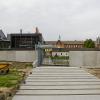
0,0,100,40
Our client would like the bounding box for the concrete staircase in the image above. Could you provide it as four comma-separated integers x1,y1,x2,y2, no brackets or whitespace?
12,66,100,100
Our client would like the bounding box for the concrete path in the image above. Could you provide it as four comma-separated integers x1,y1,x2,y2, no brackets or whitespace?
12,66,100,100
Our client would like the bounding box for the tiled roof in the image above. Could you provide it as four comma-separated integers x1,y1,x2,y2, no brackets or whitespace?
45,41,84,45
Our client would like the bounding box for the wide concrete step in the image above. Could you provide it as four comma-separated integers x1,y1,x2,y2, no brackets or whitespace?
27,76,96,79
32,72,86,74
29,75,95,77
33,67,82,69
16,90,100,95
32,69,84,71
32,71,86,73
20,85,100,90
30,73,91,75
33,67,80,68
26,79,100,81
24,81,100,85
40,69,82,70
32,69,85,71
33,67,84,71
12,95,100,100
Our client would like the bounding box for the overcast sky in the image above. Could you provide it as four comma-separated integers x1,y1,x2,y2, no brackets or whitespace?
0,0,100,41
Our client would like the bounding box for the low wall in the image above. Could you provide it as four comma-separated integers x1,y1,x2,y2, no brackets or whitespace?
69,51,100,68
0,50,36,62
69,51,83,67
0,50,100,67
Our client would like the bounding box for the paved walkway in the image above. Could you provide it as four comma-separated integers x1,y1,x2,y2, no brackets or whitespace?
12,66,100,100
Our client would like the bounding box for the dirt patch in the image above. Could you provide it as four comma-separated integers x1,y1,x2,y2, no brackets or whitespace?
87,68,100,78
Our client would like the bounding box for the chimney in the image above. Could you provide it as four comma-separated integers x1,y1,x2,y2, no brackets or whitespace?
20,29,22,34
35,27,39,33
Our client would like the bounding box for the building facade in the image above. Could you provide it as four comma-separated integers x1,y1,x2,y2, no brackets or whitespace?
46,40,84,49
1,28,100,49
7,28,43,49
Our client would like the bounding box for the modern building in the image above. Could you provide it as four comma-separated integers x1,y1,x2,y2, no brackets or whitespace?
7,27,43,49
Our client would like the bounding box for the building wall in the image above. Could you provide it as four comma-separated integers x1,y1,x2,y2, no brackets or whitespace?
0,50,36,62
69,51,100,68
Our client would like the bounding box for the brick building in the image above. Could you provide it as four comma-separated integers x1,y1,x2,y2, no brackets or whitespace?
45,40,84,49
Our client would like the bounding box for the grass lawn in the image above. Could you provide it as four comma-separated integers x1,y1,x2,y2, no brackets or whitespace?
0,70,22,87
0,62,33,88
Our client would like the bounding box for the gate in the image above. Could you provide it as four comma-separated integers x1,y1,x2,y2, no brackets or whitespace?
36,44,69,66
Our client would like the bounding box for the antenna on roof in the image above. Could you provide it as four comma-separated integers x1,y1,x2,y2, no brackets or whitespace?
35,27,39,33
20,29,22,34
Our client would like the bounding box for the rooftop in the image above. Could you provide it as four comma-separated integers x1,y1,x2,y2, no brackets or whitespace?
46,40,84,45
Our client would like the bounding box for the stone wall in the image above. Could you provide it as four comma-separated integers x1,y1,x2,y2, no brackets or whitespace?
69,51,100,68
0,50,36,62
